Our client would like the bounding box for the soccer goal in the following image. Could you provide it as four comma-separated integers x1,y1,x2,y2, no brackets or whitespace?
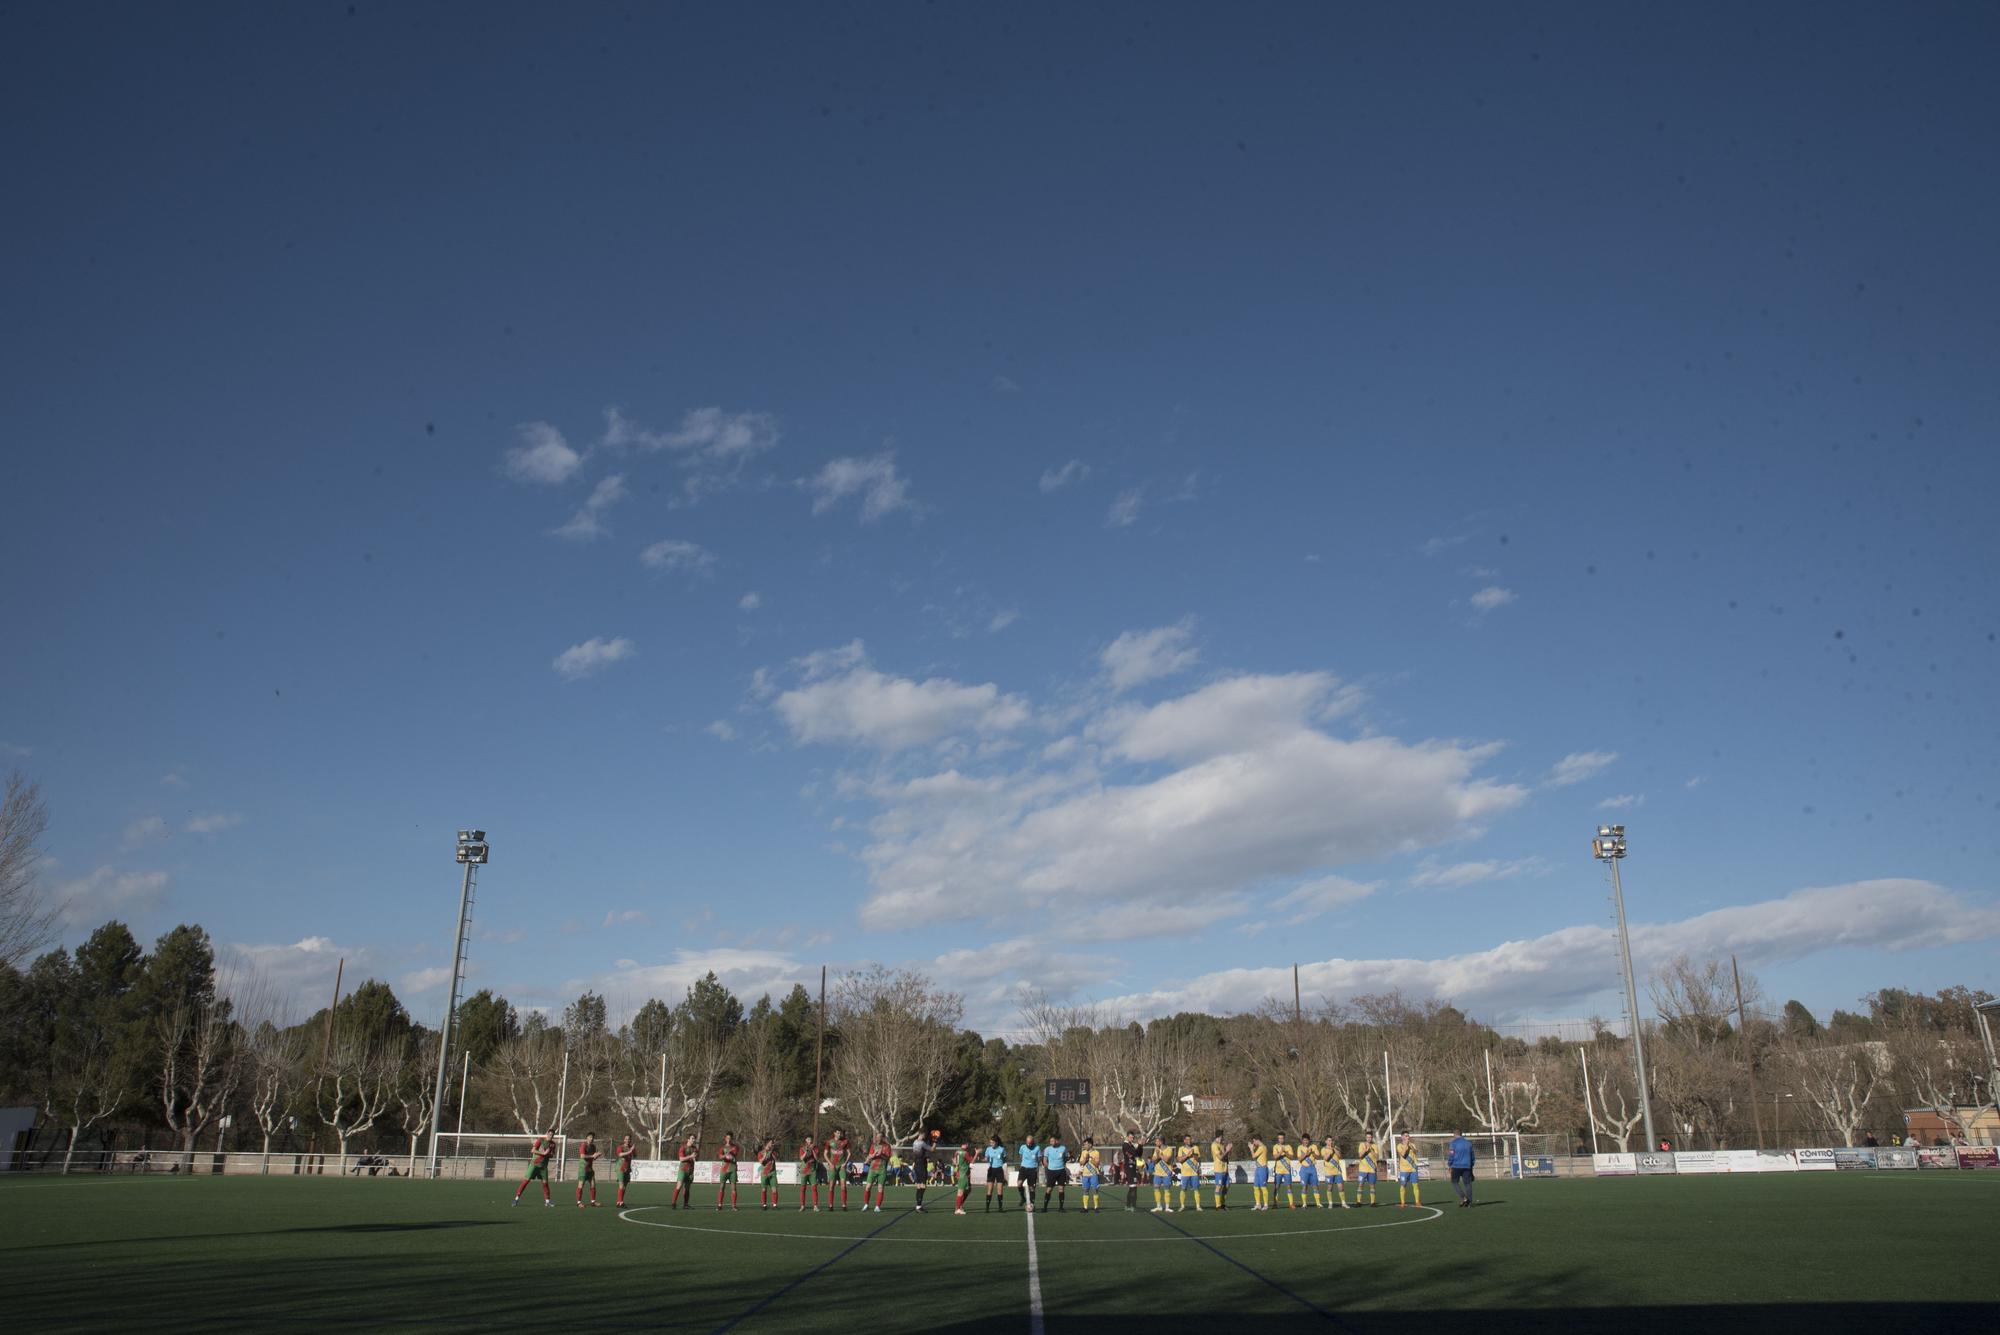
1402,1131,1523,1180
431,1132,567,1180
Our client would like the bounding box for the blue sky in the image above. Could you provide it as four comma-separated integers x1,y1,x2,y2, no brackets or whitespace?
4,2,1996,1033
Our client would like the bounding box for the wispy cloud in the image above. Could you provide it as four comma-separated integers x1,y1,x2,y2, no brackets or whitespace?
601,406,778,503
738,591,763,611
553,636,636,681
601,909,650,928
1685,775,1707,790
988,609,1020,633
1597,793,1645,810
769,641,1029,751
1106,488,1143,527
547,473,627,541
991,375,1020,394
501,421,582,485
705,720,737,742
185,811,243,835
1100,619,1199,691
0,740,31,758
639,538,717,576
1469,585,1518,612
1421,533,1471,557
1407,856,1548,889
1039,459,1091,492
55,867,169,928
121,815,169,847
808,452,913,521
1545,751,1617,788
160,769,188,790
1274,875,1379,924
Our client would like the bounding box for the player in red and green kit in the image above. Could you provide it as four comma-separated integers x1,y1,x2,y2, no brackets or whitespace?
952,1143,973,1215
826,1130,852,1210
613,1135,636,1207
575,1132,601,1208
756,1138,779,1208
797,1136,821,1211
512,1128,558,1207
716,1133,741,1210
862,1135,891,1213
670,1133,699,1210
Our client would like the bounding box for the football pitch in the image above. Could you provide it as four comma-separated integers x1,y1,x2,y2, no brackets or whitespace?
2,1173,1993,1332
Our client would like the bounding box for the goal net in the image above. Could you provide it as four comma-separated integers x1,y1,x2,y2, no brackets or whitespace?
1401,1131,1523,1180
431,1132,567,1180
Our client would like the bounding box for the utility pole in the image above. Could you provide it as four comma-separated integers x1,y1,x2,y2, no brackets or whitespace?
811,965,827,1144
1731,954,1764,1149
1593,825,1657,1150
1292,964,1302,1024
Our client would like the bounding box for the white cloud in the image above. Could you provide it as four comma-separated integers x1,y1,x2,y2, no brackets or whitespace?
601,406,778,503
1099,619,1200,691
121,815,168,847
1469,586,1518,612
991,375,1021,394
185,811,244,835
1274,875,1379,923
501,421,582,484
706,720,737,742
808,452,913,521
547,473,627,541
220,936,361,1016
738,591,763,611
1106,488,1143,527
400,965,454,996
160,769,188,789
988,609,1020,633
1597,793,1644,810
54,867,169,928
1088,879,2000,1023
825,657,1524,933
1545,751,1617,788
772,646,1030,751
1421,534,1470,557
553,636,636,681
601,909,650,928
1407,856,1548,889
1685,775,1707,790
639,538,717,576
574,948,812,1018
1039,459,1091,492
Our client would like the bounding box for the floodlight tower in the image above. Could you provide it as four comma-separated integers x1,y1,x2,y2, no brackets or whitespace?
426,829,489,1176
1593,824,1658,1151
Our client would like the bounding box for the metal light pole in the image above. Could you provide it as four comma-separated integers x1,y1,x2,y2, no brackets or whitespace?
426,829,488,1176
1593,825,1657,1150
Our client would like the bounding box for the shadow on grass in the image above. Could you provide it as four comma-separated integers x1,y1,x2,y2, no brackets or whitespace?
1,1220,504,1253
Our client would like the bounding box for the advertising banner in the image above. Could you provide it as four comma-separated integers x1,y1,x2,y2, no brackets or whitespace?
1521,1156,1557,1178
1957,1146,1999,1170
1592,1153,1636,1177
1876,1147,1918,1170
1674,1150,1727,1174
1723,1150,1764,1173
1755,1149,1798,1172
1916,1147,1959,1170
1793,1148,1838,1171
1636,1152,1678,1175
1833,1148,1878,1171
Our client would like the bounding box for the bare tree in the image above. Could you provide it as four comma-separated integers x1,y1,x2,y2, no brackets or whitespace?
246,1020,307,1156
493,1018,601,1138
1458,1050,1548,1133
1021,997,1189,1143
1883,1022,1985,1142
0,773,57,970
317,1034,401,1170
45,1030,126,1174
1580,1044,1645,1152
158,988,244,1170
1238,1001,1344,1139
732,1014,790,1144
829,966,963,1143
397,1030,441,1173
1781,1037,1884,1147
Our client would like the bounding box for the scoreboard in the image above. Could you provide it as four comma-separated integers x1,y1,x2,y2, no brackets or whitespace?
1045,1078,1092,1107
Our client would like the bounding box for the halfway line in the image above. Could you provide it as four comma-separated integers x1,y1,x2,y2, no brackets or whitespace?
708,1207,911,1334
1025,1206,1046,1335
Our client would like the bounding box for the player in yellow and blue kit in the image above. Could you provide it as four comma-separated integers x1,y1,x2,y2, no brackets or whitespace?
1271,1136,1296,1209
1296,1133,1319,1206
1355,1134,1380,1206
1321,1137,1350,1208
1149,1138,1174,1213
1209,1133,1233,1210
1078,1139,1102,1211
1394,1133,1423,1208
1249,1136,1270,1210
1176,1135,1203,1211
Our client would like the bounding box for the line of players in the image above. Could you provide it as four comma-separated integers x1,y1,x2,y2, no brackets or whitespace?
511,1125,1427,1214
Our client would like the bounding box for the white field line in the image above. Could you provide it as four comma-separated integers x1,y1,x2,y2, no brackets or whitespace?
1025,1204,1046,1335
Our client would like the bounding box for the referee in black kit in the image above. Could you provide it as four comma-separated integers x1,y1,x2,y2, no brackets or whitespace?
1119,1130,1144,1211
910,1132,934,1211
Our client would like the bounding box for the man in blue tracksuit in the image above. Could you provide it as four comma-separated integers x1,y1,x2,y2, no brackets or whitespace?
1446,1131,1475,1209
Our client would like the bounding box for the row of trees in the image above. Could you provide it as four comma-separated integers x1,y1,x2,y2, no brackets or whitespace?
1,916,1991,1168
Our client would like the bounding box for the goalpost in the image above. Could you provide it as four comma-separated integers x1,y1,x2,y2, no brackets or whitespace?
1402,1131,1523,1180
431,1132,567,1181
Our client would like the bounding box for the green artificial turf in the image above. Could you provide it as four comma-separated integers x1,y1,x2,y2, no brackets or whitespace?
2,1171,1994,1332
